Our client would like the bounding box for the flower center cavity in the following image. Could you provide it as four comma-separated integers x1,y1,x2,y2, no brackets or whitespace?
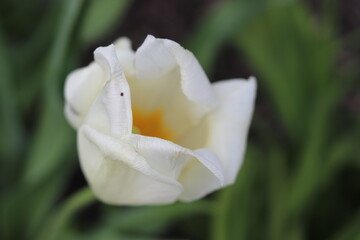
132,108,174,141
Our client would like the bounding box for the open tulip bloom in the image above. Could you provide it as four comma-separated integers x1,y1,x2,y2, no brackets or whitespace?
64,35,256,205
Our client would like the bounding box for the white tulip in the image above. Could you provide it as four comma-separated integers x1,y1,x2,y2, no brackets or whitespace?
64,35,256,205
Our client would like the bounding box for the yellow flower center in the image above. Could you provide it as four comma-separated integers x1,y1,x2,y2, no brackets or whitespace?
132,108,174,141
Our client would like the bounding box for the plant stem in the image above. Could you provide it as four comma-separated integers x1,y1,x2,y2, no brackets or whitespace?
38,187,96,240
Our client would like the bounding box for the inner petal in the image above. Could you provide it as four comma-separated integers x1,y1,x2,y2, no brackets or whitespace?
132,108,174,141
126,69,211,145
131,104,210,152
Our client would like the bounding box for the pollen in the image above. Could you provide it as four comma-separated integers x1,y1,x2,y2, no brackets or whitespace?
132,108,174,141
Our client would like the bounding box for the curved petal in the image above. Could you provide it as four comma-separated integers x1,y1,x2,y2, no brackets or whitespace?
135,35,216,106
64,38,135,130
113,37,135,77
78,125,183,205
205,77,257,185
126,134,224,202
64,63,105,129
129,35,218,139
127,134,189,179
85,45,132,138
178,148,224,201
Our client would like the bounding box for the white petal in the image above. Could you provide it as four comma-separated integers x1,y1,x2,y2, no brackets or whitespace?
85,45,132,138
135,35,217,106
64,38,135,131
206,77,257,185
126,134,224,202
127,135,189,179
64,63,104,129
178,148,224,201
78,125,183,205
113,37,135,77
130,35,217,139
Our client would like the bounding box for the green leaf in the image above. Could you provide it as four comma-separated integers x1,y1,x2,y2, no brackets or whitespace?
2,166,73,239
23,0,84,187
64,227,172,240
286,222,305,240
234,1,338,142
102,201,213,234
268,146,288,240
14,1,62,111
289,83,344,214
60,200,212,240
80,0,131,45
331,210,360,240
186,0,265,74
212,146,266,240
15,0,85,238
38,187,95,240
0,26,23,183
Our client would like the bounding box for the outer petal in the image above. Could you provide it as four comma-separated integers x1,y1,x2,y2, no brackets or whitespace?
178,148,224,201
205,77,257,185
85,45,132,138
78,125,183,205
64,63,104,129
79,125,224,205
126,135,224,202
64,37,135,130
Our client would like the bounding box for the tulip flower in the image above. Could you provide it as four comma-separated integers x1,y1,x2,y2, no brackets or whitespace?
64,35,256,205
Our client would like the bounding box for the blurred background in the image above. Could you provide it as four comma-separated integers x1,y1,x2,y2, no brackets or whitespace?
0,0,359,239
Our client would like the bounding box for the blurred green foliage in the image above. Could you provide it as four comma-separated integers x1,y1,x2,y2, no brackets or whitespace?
0,0,359,239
